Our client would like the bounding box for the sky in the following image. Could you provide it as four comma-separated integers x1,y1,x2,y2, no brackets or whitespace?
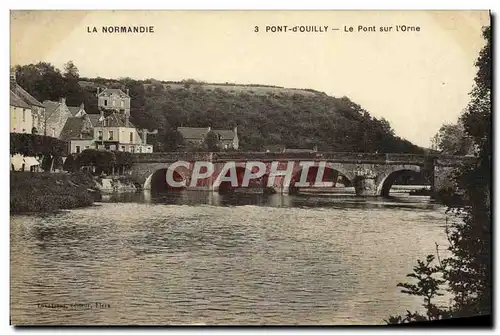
10,10,490,147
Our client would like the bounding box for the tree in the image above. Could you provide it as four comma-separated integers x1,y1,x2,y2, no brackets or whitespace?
203,131,220,152
63,154,77,172
63,60,79,79
161,129,185,152
433,122,474,155
443,25,491,318
387,25,491,323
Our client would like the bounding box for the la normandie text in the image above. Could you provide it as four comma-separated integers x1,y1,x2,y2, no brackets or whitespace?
87,26,155,33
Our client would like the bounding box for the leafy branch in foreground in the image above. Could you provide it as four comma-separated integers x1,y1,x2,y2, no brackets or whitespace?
385,254,451,324
386,25,491,324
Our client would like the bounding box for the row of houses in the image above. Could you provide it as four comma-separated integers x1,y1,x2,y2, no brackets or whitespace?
9,73,153,157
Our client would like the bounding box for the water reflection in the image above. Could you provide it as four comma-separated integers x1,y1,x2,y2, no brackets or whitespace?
100,190,440,211
11,188,451,325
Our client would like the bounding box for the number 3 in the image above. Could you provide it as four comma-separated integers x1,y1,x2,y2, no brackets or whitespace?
254,26,259,32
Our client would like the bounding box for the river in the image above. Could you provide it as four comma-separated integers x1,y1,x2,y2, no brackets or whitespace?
10,191,453,325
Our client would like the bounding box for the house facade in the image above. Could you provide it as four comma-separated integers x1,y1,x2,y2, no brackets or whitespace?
10,91,32,133
43,98,73,138
97,88,131,116
61,111,153,154
10,73,45,134
177,126,239,150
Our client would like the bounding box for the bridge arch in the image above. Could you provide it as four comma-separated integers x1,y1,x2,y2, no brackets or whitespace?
144,165,191,192
289,163,353,194
376,165,422,197
217,164,275,194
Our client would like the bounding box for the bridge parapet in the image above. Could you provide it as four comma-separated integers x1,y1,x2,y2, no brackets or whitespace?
436,155,477,167
133,152,213,163
132,152,474,166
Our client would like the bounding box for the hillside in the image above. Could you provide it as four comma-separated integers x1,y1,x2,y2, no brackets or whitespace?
12,62,424,153
77,78,423,153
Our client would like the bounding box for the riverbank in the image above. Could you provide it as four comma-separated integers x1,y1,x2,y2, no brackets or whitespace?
95,176,139,193
10,172,99,214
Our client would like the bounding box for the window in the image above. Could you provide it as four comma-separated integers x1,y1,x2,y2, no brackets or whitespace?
98,130,103,140
129,132,133,142
112,100,116,107
85,146,90,149
76,146,81,153
104,99,108,106
121,146,125,151
110,144,116,151
130,146,135,153
109,130,114,140
22,109,26,122
120,100,124,107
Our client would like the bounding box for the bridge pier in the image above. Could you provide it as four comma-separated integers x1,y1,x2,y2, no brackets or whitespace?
353,176,378,196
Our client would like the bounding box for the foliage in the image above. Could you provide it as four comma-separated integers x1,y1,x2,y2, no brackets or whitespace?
10,133,68,157
72,149,134,175
441,25,491,318
63,154,78,172
203,131,220,152
432,122,474,155
63,60,79,79
14,61,98,113
10,171,96,213
386,255,452,323
13,61,425,153
387,26,491,324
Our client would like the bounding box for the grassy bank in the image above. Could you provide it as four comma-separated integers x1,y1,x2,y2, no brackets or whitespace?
10,172,98,214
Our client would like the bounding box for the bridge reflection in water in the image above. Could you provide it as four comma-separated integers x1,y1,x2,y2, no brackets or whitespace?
99,188,438,210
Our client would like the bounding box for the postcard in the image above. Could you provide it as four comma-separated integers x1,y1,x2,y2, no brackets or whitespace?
9,10,492,326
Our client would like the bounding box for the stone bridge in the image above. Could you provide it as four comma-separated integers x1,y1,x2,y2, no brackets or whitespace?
129,152,474,196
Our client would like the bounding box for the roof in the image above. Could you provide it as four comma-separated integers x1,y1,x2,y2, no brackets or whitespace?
10,91,31,109
87,114,101,127
212,129,235,141
68,106,82,116
177,127,235,140
86,112,136,128
98,88,129,98
42,100,62,118
59,117,94,141
105,113,127,127
177,127,210,140
10,83,44,108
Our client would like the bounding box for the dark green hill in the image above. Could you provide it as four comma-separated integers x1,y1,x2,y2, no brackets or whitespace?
12,62,424,153
134,80,423,153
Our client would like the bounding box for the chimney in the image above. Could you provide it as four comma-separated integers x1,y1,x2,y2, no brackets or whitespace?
96,87,100,97
59,97,66,105
10,71,16,85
